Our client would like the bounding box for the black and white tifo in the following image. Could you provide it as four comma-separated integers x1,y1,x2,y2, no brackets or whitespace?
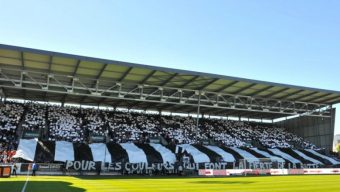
14,139,340,167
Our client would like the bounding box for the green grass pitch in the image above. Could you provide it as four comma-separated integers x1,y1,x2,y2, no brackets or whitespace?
1,175,340,192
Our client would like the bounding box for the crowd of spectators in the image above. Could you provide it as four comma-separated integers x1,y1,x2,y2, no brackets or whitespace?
107,112,160,143
22,103,46,132
47,106,84,142
0,141,16,163
82,108,107,137
0,102,22,163
0,102,320,151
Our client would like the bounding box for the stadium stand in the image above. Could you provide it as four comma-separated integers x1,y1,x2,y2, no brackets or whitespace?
0,101,337,167
1,102,319,148
0,44,339,174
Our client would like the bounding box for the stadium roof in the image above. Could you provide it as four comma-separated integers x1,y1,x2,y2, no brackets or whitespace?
0,44,339,119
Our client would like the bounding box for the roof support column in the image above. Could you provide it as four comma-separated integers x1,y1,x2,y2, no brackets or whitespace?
196,90,201,141
330,104,335,151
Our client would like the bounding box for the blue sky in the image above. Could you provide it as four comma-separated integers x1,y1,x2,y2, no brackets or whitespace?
0,0,339,134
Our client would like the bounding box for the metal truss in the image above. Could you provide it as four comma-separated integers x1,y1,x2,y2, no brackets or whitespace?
0,68,332,117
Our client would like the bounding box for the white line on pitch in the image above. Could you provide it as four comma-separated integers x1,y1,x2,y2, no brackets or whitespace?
21,170,30,192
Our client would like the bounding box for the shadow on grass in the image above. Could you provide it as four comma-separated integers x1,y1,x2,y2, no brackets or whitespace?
0,181,85,192
188,180,255,185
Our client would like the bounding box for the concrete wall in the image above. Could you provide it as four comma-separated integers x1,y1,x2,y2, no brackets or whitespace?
275,108,336,152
